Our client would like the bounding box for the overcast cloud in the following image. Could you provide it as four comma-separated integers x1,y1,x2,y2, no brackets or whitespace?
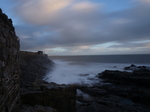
1,0,150,55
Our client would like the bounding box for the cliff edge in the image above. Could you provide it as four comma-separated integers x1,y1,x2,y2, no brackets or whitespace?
0,8,20,112
19,51,54,88
0,8,76,112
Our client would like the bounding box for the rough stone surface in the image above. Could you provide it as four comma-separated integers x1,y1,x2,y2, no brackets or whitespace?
21,81,76,112
75,68,150,112
21,105,56,112
98,70,150,87
19,51,54,88
0,8,20,112
19,51,76,112
0,8,77,112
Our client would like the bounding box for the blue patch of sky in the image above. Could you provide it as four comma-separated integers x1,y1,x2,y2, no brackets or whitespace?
93,0,132,12
0,0,15,15
0,1,21,26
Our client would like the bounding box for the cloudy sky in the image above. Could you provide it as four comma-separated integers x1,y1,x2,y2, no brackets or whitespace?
1,0,150,55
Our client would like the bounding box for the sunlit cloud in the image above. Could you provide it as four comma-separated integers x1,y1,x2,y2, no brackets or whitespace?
72,1,100,12
16,0,72,25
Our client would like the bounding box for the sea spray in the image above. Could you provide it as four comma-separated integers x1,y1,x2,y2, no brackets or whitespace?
44,59,131,85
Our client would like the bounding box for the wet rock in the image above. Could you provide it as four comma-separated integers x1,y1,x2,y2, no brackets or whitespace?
77,67,150,112
98,70,150,87
124,66,130,70
124,64,137,70
130,64,136,67
124,64,150,71
137,66,149,70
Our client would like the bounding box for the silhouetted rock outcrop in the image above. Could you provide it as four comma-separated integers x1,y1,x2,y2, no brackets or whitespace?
19,51,54,87
99,69,150,87
0,9,77,112
124,64,150,71
21,82,76,112
76,68,150,112
0,8,20,112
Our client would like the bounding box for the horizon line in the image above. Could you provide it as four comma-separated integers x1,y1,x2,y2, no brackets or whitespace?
48,53,150,56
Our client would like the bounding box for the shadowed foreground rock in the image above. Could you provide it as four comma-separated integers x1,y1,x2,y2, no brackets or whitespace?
21,82,76,112
99,69,150,87
0,8,20,112
99,70,150,105
19,51,76,112
21,105,56,112
0,8,76,112
19,51,54,87
76,68,150,112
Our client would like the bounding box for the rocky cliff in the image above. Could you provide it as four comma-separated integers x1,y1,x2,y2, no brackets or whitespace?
19,51,76,112
19,51,54,88
0,8,20,112
0,9,77,112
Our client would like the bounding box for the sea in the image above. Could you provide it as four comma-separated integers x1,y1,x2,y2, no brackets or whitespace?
43,54,150,85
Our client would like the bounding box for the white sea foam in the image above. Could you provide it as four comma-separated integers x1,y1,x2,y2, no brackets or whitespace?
43,60,145,85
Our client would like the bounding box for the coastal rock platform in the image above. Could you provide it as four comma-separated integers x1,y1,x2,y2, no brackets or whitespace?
76,67,150,112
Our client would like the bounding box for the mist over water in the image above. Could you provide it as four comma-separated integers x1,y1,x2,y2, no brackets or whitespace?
44,60,130,85
44,55,150,85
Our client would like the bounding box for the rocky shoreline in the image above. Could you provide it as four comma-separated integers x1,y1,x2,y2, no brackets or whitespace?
1,8,149,112
19,51,76,112
76,65,150,112
19,54,150,112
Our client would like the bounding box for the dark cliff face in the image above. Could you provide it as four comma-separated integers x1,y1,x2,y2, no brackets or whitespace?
0,9,76,112
19,51,54,87
19,51,77,112
0,8,20,112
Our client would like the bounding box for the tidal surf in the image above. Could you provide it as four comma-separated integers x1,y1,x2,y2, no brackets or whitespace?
44,54,150,85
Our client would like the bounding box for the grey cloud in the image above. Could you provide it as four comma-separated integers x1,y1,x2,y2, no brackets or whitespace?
108,42,150,48
8,0,150,54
